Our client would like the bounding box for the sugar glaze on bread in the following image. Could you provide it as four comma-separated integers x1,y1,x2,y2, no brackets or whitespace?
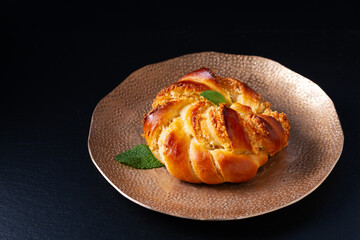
143,67,290,184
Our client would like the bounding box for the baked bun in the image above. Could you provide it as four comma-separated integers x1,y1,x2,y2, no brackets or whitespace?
143,67,290,184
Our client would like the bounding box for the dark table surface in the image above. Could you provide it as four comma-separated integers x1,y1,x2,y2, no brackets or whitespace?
2,2,360,239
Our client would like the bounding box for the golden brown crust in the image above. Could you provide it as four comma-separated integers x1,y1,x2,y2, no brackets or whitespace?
190,141,223,184
162,119,201,183
153,81,210,109
143,68,290,184
185,101,211,147
143,99,193,156
211,150,267,183
179,67,231,104
221,105,253,152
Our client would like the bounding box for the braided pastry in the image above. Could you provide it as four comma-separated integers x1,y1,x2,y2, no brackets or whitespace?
143,67,290,184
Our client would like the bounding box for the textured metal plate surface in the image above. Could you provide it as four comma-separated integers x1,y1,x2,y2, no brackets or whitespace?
88,52,344,220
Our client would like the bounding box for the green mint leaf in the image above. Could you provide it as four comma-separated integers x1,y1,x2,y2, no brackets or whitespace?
200,90,226,106
115,144,164,169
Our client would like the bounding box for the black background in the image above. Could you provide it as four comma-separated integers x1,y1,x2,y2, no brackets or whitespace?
2,1,360,239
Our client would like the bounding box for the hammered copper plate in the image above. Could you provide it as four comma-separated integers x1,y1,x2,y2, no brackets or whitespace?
88,52,344,220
